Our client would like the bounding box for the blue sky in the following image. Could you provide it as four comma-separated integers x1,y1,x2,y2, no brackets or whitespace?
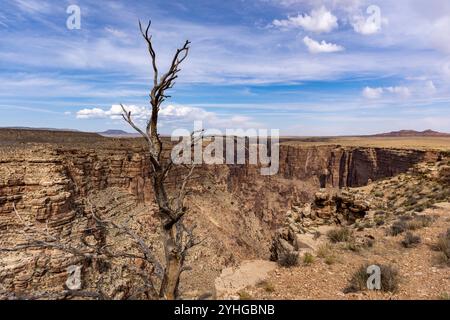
1,0,450,135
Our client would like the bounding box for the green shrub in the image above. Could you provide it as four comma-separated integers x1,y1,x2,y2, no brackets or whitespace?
303,252,314,265
344,241,360,252
406,197,418,206
390,215,434,236
327,227,353,243
389,220,407,236
432,228,450,266
317,244,337,265
406,215,434,230
238,291,253,300
374,216,385,226
401,232,421,248
374,191,384,198
324,255,336,265
439,292,450,300
415,205,426,212
257,280,275,293
317,243,332,258
278,251,299,267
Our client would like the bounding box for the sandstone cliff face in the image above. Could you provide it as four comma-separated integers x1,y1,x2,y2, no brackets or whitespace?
277,145,437,188
0,144,439,231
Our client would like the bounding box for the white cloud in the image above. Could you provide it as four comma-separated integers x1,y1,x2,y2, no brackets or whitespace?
159,104,216,122
385,86,411,98
303,36,344,53
159,105,262,128
273,6,338,33
76,105,148,120
362,85,412,99
76,104,262,129
104,27,128,39
362,86,383,99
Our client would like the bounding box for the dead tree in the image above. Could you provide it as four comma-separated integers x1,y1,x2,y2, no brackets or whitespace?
120,20,201,300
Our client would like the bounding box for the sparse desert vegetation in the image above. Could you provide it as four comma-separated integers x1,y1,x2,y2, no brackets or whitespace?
278,252,300,268
401,232,421,248
246,156,450,300
327,227,353,243
302,252,315,265
432,228,450,266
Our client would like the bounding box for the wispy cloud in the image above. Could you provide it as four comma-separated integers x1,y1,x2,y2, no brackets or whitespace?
362,86,383,99
273,6,338,33
12,0,51,14
303,36,344,53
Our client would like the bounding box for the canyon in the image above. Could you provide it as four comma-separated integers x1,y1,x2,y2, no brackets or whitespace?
0,129,446,298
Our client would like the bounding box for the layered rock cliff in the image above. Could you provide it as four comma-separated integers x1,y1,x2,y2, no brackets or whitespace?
0,143,439,232
0,135,442,298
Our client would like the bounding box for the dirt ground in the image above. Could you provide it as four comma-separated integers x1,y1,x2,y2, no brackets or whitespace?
281,136,450,151
246,203,450,300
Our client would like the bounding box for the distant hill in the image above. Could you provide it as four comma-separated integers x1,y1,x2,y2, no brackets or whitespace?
97,129,140,138
3,126,80,132
98,130,129,135
372,130,450,137
0,127,103,145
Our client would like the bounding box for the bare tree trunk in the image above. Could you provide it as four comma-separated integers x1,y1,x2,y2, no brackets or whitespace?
159,228,181,299
120,21,199,300
152,172,182,300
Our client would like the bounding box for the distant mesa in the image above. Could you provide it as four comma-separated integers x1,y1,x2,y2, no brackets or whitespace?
3,126,80,132
97,129,139,137
98,129,129,135
371,129,450,137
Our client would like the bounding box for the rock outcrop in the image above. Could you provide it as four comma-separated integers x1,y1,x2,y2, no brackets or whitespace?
270,190,372,263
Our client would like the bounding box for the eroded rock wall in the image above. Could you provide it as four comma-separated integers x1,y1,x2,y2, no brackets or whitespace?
277,145,437,188
0,144,438,230
0,141,440,297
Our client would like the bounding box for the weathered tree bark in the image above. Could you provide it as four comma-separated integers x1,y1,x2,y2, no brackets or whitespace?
120,20,199,300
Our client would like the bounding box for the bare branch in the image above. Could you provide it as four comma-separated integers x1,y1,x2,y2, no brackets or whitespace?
139,20,158,88
120,104,149,141
86,198,164,279
5,202,97,259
